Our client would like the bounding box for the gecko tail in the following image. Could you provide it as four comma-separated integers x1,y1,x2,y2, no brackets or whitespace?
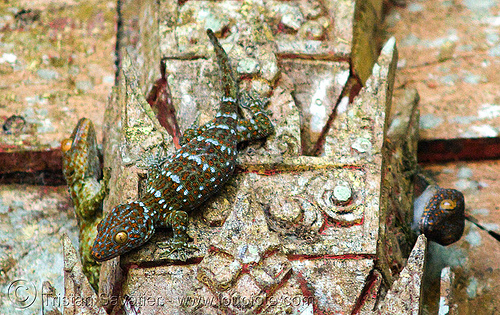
207,29,238,101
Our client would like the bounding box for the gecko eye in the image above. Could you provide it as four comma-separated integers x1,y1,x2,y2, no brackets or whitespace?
114,231,128,244
440,199,456,210
61,138,73,152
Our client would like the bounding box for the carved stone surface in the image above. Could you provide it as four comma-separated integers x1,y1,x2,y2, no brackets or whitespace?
80,0,426,314
159,0,356,59
112,40,397,315
377,234,428,314
63,234,107,315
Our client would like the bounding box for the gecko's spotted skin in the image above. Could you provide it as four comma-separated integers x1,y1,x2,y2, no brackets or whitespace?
413,185,465,246
91,29,274,262
61,118,108,290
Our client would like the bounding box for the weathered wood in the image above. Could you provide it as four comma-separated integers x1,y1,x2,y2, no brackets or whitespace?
352,0,384,85
418,137,500,163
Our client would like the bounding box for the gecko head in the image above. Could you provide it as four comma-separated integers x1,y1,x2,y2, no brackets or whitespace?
91,201,155,261
61,118,101,186
419,187,465,246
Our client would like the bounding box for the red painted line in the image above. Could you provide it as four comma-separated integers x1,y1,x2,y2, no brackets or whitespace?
288,254,376,261
350,270,382,315
320,215,365,232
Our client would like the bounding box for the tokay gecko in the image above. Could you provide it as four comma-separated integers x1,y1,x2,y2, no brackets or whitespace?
412,172,465,246
91,29,274,261
62,118,109,290
413,184,465,246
